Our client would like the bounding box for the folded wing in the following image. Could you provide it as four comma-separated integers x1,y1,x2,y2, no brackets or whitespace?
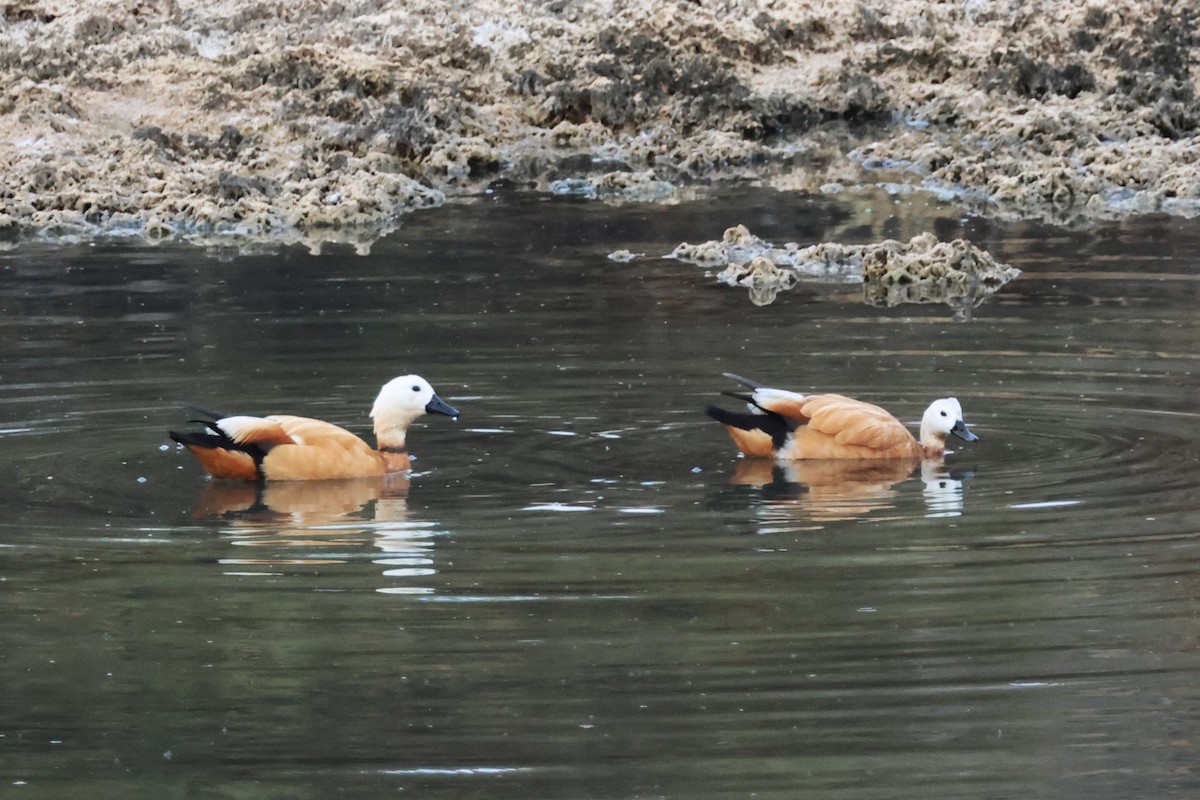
253,415,388,480
171,414,388,481
795,395,917,453
710,379,922,461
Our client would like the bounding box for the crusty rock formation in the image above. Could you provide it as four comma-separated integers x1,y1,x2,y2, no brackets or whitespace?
670,225,1018,312
1,0,1196,248
670,224,816,272
857,232,1021,317
716,256,801,306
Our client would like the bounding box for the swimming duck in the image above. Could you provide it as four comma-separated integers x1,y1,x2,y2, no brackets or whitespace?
706,373,977,460
170,375,459,481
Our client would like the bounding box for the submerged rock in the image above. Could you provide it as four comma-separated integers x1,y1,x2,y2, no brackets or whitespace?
671,226,1018,314
549,169,676,203
671,224,819,274
716,256,800,306
857,232,1021,319
606,248,639,262
670,224,862,282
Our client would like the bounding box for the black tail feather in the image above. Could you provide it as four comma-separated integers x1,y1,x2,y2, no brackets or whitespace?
182,403,232,422
722,373,767,390
169,430,230,449
720,389,757,405
705,404,793,450
169,425,268,468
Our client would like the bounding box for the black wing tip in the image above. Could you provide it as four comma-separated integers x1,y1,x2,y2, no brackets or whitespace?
705,404,731,423
722,372,766,390
720,390,756,404
181,403,230,422
168,427,268,468
171,405,236,449
706,404,763,430
169,430,224,449
706,404,751,426
705,404,791,450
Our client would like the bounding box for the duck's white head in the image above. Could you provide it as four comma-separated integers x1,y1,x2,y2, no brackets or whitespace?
919,397,978,452
370,375,458,444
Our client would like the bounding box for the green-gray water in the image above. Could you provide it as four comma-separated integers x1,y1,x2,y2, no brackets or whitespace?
2,187,1198,798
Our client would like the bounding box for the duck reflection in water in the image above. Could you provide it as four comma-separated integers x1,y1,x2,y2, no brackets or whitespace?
191,473,410,522
706,373,977,522
729,458,970,521
190,475,441,593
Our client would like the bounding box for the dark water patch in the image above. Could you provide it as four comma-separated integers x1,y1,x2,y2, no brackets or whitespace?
1,188,1199,799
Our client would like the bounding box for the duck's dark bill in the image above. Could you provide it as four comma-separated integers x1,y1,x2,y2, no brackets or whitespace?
426,395,460,418
951,419,978,441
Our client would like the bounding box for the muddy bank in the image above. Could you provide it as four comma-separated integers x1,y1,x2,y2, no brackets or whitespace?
1,0,1196,249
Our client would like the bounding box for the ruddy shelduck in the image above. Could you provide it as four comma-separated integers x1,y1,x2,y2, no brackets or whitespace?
706,373,977,461
170,375,459,481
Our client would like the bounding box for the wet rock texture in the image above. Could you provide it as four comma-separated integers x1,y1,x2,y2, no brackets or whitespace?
716,257,800,306
670,225,1019,311
1,0,1196,245
857,232,1021,315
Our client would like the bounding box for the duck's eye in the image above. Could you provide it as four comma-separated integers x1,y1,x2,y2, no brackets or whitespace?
412,385,420,392
940,410,948,417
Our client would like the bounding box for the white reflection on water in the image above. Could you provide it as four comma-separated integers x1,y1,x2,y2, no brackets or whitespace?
1010,500,1083,509
419,594,636,602
921,461,966,518
521,502,593,512
377,767,533,776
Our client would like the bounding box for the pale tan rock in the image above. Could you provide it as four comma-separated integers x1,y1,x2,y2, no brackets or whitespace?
0,0,1196,247
717,256,800,307
674,225,1017,311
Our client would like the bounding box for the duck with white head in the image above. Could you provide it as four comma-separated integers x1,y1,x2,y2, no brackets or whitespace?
171,374,459,481
707,373,977,461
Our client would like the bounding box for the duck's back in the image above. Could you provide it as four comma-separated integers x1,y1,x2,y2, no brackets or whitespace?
258,415,391,480
772,394,920,460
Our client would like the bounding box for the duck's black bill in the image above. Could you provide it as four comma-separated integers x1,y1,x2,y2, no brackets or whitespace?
426,394,460,419
950,419,978,442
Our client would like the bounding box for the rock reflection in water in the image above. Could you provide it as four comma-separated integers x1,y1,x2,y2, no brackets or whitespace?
193,475,442,594
729,457,966,523
716,256,800,306
863,232,1020,320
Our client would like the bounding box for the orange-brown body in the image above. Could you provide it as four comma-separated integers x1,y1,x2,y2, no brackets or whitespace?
170,374,458,482
179,415,410,481
748,393,922,460
708,375,976,462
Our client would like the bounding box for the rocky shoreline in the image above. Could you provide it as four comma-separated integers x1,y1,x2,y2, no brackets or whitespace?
1,0,1196,249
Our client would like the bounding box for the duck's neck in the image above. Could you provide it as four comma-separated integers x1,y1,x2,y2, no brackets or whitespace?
377,445,410,473
374,412,416,470
918,426,947,459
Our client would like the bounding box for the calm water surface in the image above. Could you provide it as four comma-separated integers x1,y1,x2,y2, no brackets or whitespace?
1,187,1198,799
